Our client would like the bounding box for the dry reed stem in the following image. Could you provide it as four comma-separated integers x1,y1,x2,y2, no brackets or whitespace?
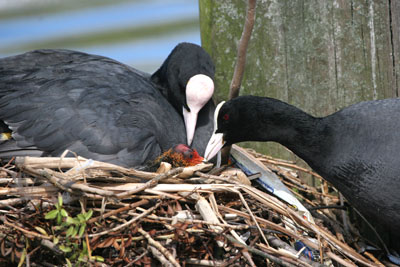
115,168,184,198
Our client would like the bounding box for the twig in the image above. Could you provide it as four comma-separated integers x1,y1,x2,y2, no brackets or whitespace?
88,201,162,238
284,206,377,267
1,216,51,240
257,243,313,267
0,167,18,178
235,189,268,245
16,156,158,180
266,235,323,267
133,212,251,230
193,171,237,184
115,168,184,198
195,196,225,247
242,250,257,267
40,240,63,256
87,199,149,224
148,246,175,267
362,252,385,267
0,177,36,186
229,0,257,99
326,251,357,267
128,251,148,266
185,258,225,266
225,235,296,267
0,197,29,208
259,157,323,179
352,207,389,256
23,166,115,198
222,0,257,163
138,228,180,267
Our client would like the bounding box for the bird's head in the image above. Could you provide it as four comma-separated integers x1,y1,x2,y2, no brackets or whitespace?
151,43,215,146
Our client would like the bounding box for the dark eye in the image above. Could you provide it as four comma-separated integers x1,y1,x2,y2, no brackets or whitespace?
189,154,193,159
223,114,229,121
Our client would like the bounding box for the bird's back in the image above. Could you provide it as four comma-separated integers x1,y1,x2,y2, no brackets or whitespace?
318,98,400,235
0,49,186,167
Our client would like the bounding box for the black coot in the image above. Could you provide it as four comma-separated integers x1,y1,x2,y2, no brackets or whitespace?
205,95,400,250
0,42,215,167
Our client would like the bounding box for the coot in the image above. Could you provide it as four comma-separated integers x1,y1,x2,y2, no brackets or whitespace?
205,95,400,249
0,42,215,167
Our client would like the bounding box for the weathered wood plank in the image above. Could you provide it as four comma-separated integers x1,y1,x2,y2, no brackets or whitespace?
199,0,399,161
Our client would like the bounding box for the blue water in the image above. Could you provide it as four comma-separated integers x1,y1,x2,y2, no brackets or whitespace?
0,0,200,72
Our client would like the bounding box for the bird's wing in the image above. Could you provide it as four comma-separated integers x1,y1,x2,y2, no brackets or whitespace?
0,49,185,167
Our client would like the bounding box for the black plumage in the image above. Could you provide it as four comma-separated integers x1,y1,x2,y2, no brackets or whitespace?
205,95,400,250
0,43,215,167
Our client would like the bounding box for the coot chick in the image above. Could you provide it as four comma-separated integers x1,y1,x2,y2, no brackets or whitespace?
0,43,215,167
205,95,400,251
156,144,204,167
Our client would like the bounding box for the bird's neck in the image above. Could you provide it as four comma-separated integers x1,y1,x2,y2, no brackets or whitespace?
255,100,328,168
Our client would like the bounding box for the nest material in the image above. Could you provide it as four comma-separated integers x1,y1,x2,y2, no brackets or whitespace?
0,147,390,266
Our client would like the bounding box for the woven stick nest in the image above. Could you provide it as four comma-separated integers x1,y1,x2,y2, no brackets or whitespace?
0,147,389,266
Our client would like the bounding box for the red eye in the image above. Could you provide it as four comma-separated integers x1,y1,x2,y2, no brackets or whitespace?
223,114,229,121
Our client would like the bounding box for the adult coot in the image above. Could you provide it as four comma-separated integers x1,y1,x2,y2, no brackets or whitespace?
0,42,215,167
205,95,400,250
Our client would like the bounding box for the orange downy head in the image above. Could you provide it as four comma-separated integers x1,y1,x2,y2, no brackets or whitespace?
159,144,204,167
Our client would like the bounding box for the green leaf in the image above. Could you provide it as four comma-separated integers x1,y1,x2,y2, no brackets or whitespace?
53,236,59,245
58,194,63,207
66,216,77,225
93,255,104,262
77,213,85,222
84,210,93,221
71,226,78,237
78,253,86,262
17,248,26,267
60,208,68,217
45,209,59,220
78,224,86,237
59,245,72,253
66,226,75,237
82,241,87,251
56,213,62,225
65,258,72,267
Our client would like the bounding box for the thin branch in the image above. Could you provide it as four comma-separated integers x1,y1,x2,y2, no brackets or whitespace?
229,0,257,99
222,0,257,163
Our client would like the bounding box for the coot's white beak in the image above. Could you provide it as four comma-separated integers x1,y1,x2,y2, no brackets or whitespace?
184,74,214,145
183,107,198,146
204,132,225,161
204,100,226,161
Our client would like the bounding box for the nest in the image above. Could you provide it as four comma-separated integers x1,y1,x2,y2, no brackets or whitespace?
0,146,390,266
